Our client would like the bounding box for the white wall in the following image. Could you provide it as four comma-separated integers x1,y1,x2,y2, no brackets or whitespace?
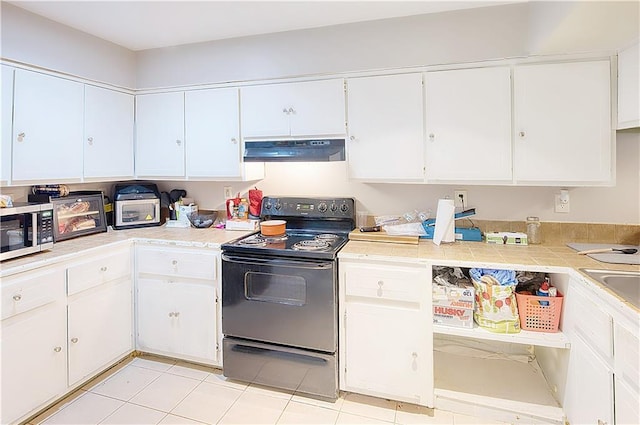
135,3,529,89
1,2,638,225
156,130,639,224
0,2,136,88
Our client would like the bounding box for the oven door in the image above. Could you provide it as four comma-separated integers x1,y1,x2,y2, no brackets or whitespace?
222,253,336,352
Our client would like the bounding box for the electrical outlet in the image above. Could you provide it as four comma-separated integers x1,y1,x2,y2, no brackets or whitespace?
223,186,233,200
454,190,467,209
554,194,570,213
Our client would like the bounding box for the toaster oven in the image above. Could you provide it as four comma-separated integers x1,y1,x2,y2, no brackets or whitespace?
113,183,161,229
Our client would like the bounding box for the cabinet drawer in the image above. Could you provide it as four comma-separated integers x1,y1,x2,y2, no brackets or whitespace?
67,249,131,295
137,246,217,280
1,267,65,320
569,284,613,360
344,264,425,302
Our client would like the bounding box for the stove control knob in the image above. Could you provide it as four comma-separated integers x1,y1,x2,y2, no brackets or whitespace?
330,203,338,212
264,201,273,211
274,202,282,210
318,202,328,213
340,203,350,213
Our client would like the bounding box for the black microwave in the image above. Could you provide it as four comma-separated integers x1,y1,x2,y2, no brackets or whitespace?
0,203,54,261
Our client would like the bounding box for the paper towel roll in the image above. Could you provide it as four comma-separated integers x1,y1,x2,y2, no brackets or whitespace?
433,199,455,245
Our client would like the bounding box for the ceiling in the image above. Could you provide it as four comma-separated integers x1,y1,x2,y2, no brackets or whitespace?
7,1,519,51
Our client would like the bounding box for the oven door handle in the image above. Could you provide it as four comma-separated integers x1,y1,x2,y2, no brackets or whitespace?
222,254,333,270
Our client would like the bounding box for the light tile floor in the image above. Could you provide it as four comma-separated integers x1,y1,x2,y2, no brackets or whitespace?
28,355,509,425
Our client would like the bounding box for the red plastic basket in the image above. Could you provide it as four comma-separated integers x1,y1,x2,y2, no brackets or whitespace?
515,291,564,332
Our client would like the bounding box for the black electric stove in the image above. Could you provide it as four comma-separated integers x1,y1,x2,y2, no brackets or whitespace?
222,196,355,260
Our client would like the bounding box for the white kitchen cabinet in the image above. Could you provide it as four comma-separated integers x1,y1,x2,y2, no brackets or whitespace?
12,69,84,183
1,266,67,425
614,322,640,425
424,67,512,183
84,85,134,180
66,248,133,387
564,334,614,425
617,41,640,129
135,91,185,177
241,79,346,138
1,65,13,185
346,73,425,182
339,258,432,406
561,278,615,425
135,244,220,365
185,88,263,180
513,60,613,185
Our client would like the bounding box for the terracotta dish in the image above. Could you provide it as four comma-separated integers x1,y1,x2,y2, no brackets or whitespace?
260,219,286,236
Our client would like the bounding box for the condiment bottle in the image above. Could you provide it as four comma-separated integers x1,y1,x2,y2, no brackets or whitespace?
237,198,249,220
526,216,541,244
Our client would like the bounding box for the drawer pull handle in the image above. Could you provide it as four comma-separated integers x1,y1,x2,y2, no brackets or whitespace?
13,294,22,301
100,266,107,272
53,346,62,352
412,352,418,358
71,337,79,343
174,312,180,317
169,312,174,317
377,280,384,286
172,260,178,266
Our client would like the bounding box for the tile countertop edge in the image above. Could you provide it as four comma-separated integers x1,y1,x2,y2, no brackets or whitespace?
0,227,254,278
339,240,640,315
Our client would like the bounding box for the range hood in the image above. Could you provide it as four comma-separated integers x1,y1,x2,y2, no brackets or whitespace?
243,139,345,162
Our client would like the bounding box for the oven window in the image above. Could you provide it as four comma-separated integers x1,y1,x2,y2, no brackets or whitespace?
244,272,306,306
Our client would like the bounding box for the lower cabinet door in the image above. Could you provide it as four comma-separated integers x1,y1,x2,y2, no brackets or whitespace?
615,377,640,425
344,302,431,405
564,334,614,425
68,279,133,386
137,277,218,364
1,302,67,424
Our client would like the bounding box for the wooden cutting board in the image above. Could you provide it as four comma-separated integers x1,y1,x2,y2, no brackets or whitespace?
348,229,420,245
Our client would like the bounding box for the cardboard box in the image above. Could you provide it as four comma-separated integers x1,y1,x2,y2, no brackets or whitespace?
433,282,475,328
485,232,528,245
225,219,259,231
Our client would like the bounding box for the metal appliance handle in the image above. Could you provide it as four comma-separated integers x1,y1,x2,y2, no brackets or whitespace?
222,253,333,270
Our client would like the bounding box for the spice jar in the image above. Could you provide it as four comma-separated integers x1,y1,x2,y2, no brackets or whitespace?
526,216,541,244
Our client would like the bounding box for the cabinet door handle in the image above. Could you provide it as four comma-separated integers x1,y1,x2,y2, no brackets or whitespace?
349,135,355,141
282,108,288,114
519,131,526,138
231,138,238,144
288,107,295,114
100,266,107,272
71,337,79,343
412,352,418,358
176,140,182,146
428,133,435,141
168,312,174,317
174,312,180,317
87,137,94,145
377,280,384,287
172,260,178,265
12,294,21,301
53,346,62,352
17,132,25,142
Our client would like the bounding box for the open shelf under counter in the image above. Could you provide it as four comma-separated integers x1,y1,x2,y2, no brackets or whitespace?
434,350,565,424
433,324,571,349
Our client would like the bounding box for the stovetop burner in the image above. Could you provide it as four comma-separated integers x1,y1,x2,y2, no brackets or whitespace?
315,234,340,241
292,239,331,251
239,234,288,247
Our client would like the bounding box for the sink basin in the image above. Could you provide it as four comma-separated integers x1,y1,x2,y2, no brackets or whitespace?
580,269,640,308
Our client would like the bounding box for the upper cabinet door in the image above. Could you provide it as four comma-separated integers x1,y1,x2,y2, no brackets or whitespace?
84,86,134,180
347,73,425,182
618,41,640,129
135,92,185,177
12,69,84,183
287,79,345,136
185,88,242,178
425,67,512,182
1,65,14,185
513,61,612,184
241,79,345,138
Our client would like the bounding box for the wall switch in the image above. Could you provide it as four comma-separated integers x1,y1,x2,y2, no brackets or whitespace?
454,190,467,209
554,194,570,213
223,186,233,200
